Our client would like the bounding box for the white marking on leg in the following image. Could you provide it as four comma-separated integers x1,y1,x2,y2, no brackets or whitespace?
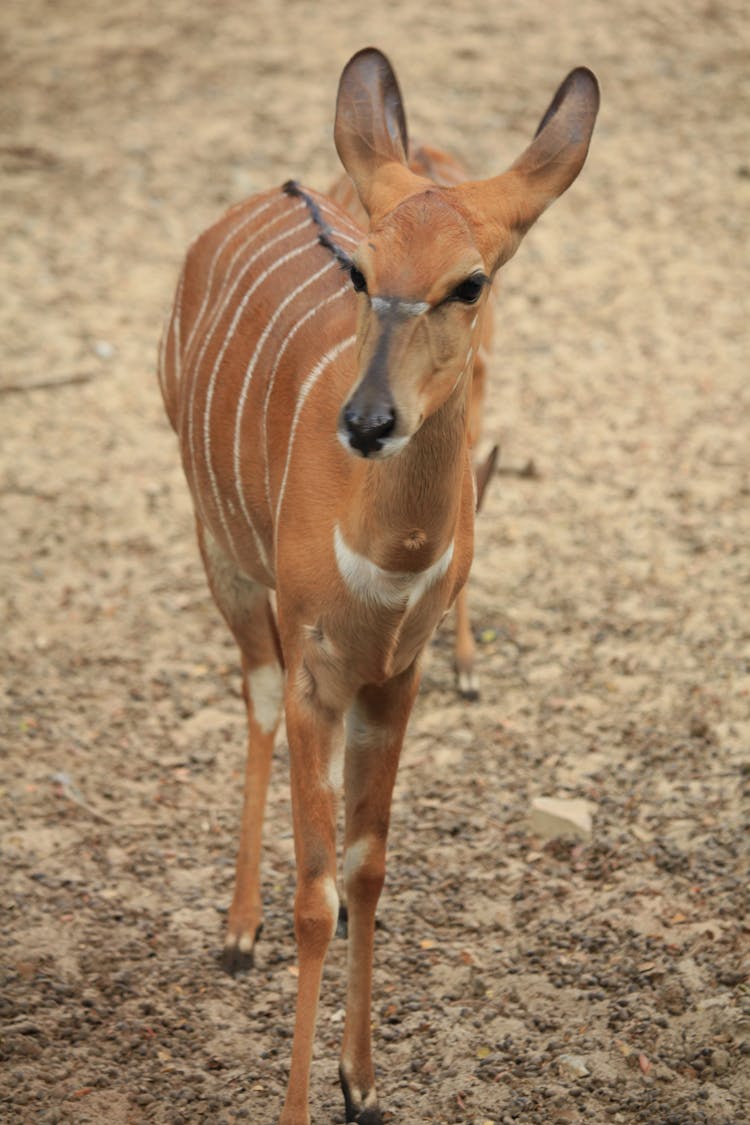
322,875,340,939
342,837,375,887
327,741,344,792
245,664,284,734
238,932,256,954
457,666,480,697
333,525,454,610
274,336,357,533
339,1066,379,1114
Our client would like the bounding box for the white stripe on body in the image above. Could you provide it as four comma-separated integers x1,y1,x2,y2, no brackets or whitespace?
156,319,167,402
201,232,322,569
185,196,300,378
185,201,307,516
274,336,357,541
262,286,350,517
450,311,481,395
333,524,455,610
232,258,339,555
172,265,186,387
258,200,360,521
182,194,281,363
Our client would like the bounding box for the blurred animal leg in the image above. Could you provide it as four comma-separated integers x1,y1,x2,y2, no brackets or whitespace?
196,523,283,973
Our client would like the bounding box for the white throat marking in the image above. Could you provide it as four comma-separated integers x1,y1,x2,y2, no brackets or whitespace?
333,524,454,610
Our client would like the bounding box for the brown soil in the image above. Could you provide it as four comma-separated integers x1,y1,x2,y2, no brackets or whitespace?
2,2,748,1123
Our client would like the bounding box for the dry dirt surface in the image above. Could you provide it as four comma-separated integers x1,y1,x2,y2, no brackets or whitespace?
2,2,749,1123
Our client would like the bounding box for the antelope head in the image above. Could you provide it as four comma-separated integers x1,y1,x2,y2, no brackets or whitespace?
334,48,599,459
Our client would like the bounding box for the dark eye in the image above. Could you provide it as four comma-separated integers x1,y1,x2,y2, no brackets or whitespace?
449,274,486,304
350,265,368,294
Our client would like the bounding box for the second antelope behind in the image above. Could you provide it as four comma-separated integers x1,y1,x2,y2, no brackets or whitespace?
159,47,598,1125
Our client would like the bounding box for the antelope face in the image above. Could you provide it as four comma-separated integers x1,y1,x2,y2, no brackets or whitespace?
337,192,490,460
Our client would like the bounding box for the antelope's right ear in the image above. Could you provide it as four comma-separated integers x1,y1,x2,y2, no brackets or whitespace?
334,48,413,219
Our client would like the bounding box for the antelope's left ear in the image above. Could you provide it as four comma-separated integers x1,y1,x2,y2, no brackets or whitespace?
511,67,600,219
466,68,599,268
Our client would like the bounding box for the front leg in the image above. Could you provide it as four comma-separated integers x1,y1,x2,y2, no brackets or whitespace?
279,670,343,1125
339,663,421,1124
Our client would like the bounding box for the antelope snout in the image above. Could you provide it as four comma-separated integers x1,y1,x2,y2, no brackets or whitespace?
338,401,397,459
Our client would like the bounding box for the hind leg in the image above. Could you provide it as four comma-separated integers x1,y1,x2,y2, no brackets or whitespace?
196,523,283,973
454,585,479,700
453,348,496,700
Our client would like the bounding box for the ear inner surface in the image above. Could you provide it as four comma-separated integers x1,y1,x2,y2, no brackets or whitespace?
334,48,413,218
447,66,599,272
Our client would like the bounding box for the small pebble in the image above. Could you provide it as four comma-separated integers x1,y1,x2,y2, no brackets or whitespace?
557,1054,591,1079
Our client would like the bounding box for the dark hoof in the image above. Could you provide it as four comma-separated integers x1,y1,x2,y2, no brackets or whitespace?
352,1111,383,1125
336,902,349,939
219,944,254,976
340,1067,382,1124
219,923,263,977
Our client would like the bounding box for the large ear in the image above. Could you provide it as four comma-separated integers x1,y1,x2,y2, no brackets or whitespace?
462,67,599,267
511,67,600,218
334,48,423,219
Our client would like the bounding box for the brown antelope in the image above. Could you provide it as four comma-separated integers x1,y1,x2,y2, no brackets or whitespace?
158,48,598,1125
329,143,498,699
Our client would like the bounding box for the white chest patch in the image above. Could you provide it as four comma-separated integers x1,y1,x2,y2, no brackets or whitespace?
333,525,454,611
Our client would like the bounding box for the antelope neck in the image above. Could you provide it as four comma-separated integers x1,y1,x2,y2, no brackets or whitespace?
337,383,470,575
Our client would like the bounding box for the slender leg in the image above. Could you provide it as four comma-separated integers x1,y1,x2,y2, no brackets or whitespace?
452,347,496,701
196,523,283,972
222,645,282,972
453,440,498,699
339,663,420,1124
453,585,479,701
279,677,342,1125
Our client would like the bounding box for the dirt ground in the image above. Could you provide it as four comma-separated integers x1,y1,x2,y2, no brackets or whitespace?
2,1,749,1122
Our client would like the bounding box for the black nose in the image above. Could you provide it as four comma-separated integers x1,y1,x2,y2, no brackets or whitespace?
342,405,396,457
